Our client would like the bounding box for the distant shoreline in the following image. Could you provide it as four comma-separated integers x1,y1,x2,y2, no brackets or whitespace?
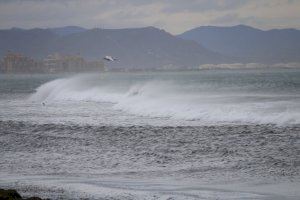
0,64,300,75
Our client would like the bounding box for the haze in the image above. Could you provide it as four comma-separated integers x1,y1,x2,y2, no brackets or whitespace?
1,1,300,200
0,0,300,34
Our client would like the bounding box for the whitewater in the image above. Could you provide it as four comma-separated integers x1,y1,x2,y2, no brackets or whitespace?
28,70,300,125
0,69,300,199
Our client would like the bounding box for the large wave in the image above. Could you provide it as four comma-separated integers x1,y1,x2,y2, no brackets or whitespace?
29,74,300,125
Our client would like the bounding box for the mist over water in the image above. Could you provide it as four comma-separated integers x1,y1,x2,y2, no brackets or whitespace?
1,69,300,199
29,69,300,125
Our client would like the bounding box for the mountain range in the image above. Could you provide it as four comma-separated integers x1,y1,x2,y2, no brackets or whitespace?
0,26,228,69
0,25,299,69
179,25,300,63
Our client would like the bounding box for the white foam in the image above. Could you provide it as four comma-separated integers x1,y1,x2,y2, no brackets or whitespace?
1,174,299,200
30,74,300,125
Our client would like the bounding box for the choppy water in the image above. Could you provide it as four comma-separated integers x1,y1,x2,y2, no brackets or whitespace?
0,69,300,199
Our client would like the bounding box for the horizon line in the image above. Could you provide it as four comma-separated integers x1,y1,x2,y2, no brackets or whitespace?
1,24,299,35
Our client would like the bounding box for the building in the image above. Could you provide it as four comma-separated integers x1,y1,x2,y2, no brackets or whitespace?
43,53,104,73
0,60,4,73
0,52,104,73
2,52,41,73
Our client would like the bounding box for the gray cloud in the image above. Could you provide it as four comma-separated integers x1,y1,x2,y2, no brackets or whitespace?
0,0,299,34
161,0,248,13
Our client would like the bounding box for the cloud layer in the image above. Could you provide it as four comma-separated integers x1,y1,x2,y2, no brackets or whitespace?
0,0,299,34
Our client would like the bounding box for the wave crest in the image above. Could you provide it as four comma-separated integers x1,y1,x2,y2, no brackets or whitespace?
30,74,300,125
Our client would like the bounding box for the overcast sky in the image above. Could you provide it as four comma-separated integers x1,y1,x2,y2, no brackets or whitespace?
0,0,299,34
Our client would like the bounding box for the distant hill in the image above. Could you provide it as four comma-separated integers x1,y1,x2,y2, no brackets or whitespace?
179,25,300,63
0,26,230,69
49,26,87,36
0,28,58,59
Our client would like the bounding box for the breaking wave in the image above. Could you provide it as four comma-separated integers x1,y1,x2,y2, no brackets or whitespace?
29,74,300,125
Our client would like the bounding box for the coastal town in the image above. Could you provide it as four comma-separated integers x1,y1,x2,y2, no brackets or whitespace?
0,52,105,73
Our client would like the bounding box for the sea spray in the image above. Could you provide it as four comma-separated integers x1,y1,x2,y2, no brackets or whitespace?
29,72,300,125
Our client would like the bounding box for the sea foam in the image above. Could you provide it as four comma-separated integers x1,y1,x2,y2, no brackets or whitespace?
30,74,300,125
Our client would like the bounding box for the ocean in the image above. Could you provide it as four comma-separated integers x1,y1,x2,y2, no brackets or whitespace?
0,69,299,199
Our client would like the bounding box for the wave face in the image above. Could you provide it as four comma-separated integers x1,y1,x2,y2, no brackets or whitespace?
30,70,300,125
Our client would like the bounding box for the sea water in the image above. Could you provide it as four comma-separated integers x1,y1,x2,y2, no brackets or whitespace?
0,69,299,199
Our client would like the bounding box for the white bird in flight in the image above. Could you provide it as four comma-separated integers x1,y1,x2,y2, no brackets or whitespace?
103,55,117,61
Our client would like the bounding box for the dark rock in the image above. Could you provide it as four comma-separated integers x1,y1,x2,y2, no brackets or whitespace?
24,197,43,200
0,189,45,200
0,189,22,200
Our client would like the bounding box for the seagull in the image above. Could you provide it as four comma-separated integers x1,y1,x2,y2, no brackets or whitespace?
103,55,117,62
